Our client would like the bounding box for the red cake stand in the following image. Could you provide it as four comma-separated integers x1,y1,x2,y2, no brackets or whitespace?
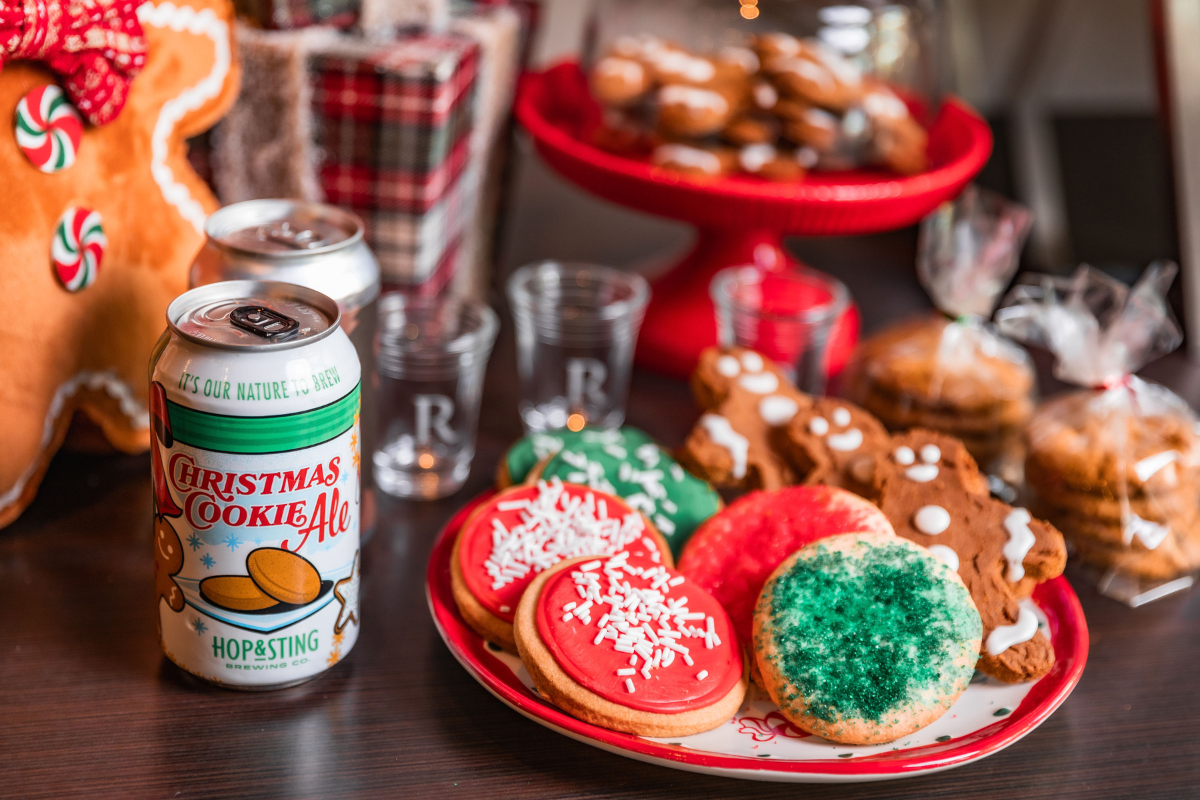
514,63,993,380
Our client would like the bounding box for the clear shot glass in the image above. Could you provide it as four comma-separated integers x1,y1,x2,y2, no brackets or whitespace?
507,262,650,433
373,293,498,499
711,266,849,395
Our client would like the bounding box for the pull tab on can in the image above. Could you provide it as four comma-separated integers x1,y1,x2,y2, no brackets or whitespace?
230,305,300,341
260,221,329,250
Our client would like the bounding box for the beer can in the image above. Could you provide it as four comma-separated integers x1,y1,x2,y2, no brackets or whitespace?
151,280,362,689
191,199,383,540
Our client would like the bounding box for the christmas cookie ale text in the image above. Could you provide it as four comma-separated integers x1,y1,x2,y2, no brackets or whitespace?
169,452,352,551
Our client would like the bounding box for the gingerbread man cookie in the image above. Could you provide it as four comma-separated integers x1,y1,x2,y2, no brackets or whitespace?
590,55,651,107
760,38,864,113
679,347,811,491
874,430,1067,682
150,380,184,612
735,143,807,182
863,80,928,175
0,0,240,528
154,515,185,612
776,396,891,499
656,83,739,139
723,115,780,146
651,142,736,178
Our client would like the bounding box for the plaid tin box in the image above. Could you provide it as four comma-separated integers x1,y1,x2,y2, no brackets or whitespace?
310,34,478,284
233,0,359,30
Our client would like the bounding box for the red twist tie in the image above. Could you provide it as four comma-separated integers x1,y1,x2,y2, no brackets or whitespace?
1101,374,1133,392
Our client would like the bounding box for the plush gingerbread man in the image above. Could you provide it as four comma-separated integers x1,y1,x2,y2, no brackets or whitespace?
875,430,1067,682
679,346,811,490
0,0,240,527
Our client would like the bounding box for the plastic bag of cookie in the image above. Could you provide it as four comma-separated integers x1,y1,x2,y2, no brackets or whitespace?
996,261,1200,604
841,186,1034,480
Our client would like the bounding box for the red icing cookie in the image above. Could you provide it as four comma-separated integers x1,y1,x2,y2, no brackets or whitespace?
677,486,894,659
535,552,742,714
451,479,673,651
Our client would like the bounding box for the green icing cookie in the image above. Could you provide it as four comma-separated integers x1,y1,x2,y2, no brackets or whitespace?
761,537,981,726
503,427,655,485
538,434,720,555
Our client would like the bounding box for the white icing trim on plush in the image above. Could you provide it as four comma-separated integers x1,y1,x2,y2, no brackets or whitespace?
0,372,149,510
137,1,232,234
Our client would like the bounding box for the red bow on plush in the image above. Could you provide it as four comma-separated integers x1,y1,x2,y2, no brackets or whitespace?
0,0,147,125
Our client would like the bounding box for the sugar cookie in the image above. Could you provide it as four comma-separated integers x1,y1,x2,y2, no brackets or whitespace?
754,533,981,744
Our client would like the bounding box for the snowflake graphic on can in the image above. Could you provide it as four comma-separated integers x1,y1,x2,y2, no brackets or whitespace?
51,207,105,292
15,85,83,174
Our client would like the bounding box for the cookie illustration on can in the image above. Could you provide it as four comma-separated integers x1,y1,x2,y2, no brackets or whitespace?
248,548,322,605
199,576,278,611
150,381,185,613
154,516,186,613
201,548,325,612
333,551,360,634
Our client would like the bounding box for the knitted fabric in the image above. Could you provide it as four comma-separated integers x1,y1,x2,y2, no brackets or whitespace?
0,0,147,124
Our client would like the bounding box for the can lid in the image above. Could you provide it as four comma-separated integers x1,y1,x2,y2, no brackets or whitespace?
206,200,363,257
168,280,342,352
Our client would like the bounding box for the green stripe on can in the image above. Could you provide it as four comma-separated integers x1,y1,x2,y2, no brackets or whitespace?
167,384,360,454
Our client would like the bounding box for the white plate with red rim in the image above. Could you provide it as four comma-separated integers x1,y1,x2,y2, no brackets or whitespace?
427,491,1090,783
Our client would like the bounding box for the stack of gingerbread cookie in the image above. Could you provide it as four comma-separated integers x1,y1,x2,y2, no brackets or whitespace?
841,316,1035,472
588,30,927,182
1025,388,1200,581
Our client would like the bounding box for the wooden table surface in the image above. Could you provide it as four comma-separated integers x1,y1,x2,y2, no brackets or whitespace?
3,234,1200,799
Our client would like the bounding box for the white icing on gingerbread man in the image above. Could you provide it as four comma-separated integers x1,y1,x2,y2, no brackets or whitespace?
986,601,1040,655
700,415,748,479
759,395,799,426
807,405,865,453
894,443,940,482
927,544,959,572
913,505,950,535
717,351,781,395
1002,508,1037,582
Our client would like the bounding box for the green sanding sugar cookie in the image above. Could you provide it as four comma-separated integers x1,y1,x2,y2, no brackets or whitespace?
754,533,982,745
539,435,721,555
503,427,655,486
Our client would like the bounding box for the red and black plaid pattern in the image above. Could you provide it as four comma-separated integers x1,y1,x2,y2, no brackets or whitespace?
382,235,466,297
309,34,478,283
233,0,358,30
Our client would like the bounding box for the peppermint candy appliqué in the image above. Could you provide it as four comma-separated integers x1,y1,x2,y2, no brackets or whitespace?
15,85,83,174
52,207,105,292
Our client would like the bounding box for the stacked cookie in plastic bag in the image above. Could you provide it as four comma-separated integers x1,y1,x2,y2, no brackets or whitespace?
997,262,1200,592
842,186,1034,477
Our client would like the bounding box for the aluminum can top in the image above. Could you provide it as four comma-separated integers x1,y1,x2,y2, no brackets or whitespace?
199,200,380,314
167,280,342,353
